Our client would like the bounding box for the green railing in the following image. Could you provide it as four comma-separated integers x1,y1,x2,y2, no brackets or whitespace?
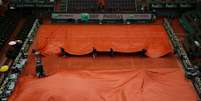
179,15,195,34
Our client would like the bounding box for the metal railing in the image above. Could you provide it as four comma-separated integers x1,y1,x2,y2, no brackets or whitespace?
164,18,194,74
163,18,201,99
0,19,40,101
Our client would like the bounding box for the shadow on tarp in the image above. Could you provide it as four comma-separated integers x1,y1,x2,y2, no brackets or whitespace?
34,24,172,58
9,54,197,101
8,24,197,101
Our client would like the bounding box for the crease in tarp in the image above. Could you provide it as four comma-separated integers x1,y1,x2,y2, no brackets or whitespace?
9,54,197,101
8,24,197,101
8,50,197,101
35,25,172,58
9,68,197,101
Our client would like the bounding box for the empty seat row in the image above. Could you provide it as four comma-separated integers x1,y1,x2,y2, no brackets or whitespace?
181,11,201,57
0,11,19,48
105,0,136,13
57,0,136,13
16,16,36,42
66,0,99,13
11,0,51,3
6,16,36,60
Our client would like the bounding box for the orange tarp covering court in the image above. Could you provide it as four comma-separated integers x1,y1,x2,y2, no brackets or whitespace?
9,54,197,101
9,24,197,101
36,24,172,58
